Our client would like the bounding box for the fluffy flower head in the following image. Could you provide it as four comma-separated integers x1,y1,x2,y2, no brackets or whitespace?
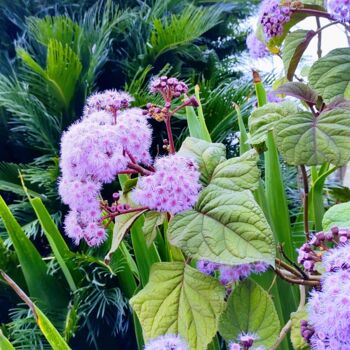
83,89,133,117
327,0,350,22
60,121,128,183
132,154,201,214
144,334,188,350
246,33,269,59
259,0,291,39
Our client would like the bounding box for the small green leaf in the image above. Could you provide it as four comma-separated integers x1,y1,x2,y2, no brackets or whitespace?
143,211,166,246
283,30,316,81
309,48,350,103
218,279,280,348
209,150,260,192
168,186,275,265
130,262,226,350
290,307,309,350
178,137,226,185
105,209,147,263
322,201,350,231
274,108,350,166
248,102,298,145
275,82,318,105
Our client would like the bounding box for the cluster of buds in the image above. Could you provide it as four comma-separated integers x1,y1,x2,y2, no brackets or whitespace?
150,76,188,100
259,0,292,39
229,333,264,350
144,102,170,122
300,320,315,345
297,226,350,272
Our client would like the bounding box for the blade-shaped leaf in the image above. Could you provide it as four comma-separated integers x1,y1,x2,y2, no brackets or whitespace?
0,196,68,311
0,330,15,350
209,149,260,192
29,197,80,291
275,82,318,104
309,47,350,103
168,186,275,265
1,271,71,350
274,108,350,166
178,137,226,185
130,262,226,350
143,211,166,246
248,102,298,145
283,30,316,81
218,279,280,348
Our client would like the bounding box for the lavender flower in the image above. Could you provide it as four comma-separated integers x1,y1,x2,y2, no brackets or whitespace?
267,89,282,103
246,33,269,59
60,121,128,183
58,178,101,212
327,0,350,22
259,0,291,39
150,76,188,100
64,209,106,246
229,333,265,350
197,260,269,286
144,334,188,350
131,155,201,214
116,108,153,164
83,89,133,117
308,243,350,348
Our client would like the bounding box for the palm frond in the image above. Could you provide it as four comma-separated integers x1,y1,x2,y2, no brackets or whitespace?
147,5,223,62
0,75,61,151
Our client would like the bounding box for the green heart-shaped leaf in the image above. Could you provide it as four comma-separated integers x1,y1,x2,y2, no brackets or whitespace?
274,108,350,166
130,262,226,350
309,48,350,103
323,201,350,231
168,186,275,265
218,279,280,348
248,102,298,145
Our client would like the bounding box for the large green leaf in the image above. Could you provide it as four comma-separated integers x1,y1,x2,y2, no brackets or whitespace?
0,196,68,311
309,48,350,103
274,108,350,166
209,150,260,192
130,262,225,350
1,271,71,350
168,186,275,265
322,201,350,231
218,279,280,348
178,137,226,185
283,30,315,81
248,102,298,145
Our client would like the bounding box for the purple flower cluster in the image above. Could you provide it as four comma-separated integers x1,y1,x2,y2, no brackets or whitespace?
259,0,291,39
267,88,282,103
83,89,133,117
59,92,153,246
246,33,269,59
297,227,349,272
131,155,201,215
144,334,188,350
229,333,265,350
197,260,269,286
308,243,350,349
150,76,188,100
327,0,350,22
300,320,315,345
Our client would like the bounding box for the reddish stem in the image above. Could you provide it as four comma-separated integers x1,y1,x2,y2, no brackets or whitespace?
293,8,331,20
165,116,175,154
127,162,153,176
102,206,149,221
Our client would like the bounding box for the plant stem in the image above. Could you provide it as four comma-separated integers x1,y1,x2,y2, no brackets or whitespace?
293,8,331,19
128,162,153,176
316,17,322,58
165,116,175,154
300,165,310,241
